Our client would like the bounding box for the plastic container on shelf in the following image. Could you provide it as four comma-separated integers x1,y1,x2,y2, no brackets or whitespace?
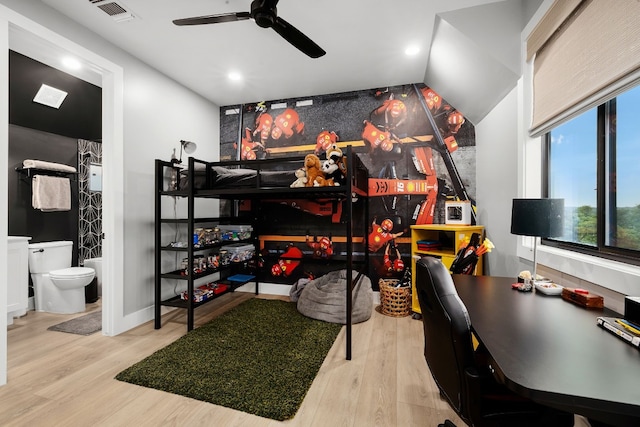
218,225,253,241
219,249,229,266
225,243,255,263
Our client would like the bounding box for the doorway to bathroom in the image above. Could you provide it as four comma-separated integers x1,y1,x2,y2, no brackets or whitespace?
2,6,126,385
8,50,103,318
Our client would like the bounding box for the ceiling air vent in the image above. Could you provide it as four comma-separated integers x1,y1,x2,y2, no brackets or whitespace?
89,0,136,23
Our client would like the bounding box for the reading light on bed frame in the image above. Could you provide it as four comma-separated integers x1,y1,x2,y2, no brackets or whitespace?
510,198,564,283
171,140,197,164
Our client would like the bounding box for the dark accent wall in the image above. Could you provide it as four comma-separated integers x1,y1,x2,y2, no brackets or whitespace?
9,125,80,264
7,50,103,267
220,84,476,287
9,50,102,141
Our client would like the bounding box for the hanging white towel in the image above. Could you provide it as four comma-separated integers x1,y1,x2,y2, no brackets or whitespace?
23,159,77,173
32,175,71,212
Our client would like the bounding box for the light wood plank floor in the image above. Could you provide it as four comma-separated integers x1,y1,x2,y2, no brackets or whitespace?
1,293,464,427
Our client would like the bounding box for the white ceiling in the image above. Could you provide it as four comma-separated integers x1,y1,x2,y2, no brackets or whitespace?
34,0,542,123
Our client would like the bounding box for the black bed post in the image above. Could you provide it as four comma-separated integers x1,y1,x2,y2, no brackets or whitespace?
346,146,353,360
233,104,244,218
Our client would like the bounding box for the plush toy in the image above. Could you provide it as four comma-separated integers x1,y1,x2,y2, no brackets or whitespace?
304,153,323,187
325,144,347,185
290,168,307,188
315,160,339,186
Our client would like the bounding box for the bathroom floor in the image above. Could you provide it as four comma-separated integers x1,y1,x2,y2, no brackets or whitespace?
14,298,102,330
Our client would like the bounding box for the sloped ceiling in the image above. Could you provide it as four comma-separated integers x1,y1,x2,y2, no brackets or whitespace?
424,0,543,124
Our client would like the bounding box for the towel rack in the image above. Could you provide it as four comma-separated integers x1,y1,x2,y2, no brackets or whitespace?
15,167,78,182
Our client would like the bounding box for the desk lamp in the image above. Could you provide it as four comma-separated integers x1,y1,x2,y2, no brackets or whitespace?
171,140,198,165
167,140,198,190
510,198,564,283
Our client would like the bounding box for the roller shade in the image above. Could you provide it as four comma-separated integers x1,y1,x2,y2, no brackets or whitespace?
526,0,582,62
528,0,640,136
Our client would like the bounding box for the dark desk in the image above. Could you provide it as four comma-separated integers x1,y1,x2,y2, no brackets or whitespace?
453,275,640,427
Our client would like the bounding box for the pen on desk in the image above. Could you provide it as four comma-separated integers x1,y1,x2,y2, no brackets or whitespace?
615,319,640,335
620,318,640,330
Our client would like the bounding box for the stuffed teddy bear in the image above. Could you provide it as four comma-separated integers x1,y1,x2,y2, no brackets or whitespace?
290,168,307,188
303,153,323,187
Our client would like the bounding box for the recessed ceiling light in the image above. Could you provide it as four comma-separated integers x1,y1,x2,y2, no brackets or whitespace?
228,72,242,81
62,56,82,71
405,45,420,56
33,84,68,109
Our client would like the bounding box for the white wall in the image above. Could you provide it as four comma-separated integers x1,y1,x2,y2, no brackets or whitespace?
0,15,8,386
475,85,527,277
475,0,640,311
0,0,220,329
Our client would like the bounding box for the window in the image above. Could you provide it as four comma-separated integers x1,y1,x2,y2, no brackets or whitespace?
545,84,640,262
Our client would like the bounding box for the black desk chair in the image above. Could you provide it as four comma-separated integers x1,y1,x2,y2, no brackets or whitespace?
415,256,574,427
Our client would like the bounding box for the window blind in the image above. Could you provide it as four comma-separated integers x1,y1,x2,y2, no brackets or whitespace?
526,0,582,62
528,0,640,136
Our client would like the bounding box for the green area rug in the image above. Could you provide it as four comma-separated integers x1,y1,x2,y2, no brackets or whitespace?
115,298,342,421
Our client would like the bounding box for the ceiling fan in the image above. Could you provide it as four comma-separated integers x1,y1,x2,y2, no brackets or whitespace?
173,0,326,58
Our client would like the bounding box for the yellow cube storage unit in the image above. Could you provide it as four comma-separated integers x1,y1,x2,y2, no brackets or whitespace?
410,224,485,314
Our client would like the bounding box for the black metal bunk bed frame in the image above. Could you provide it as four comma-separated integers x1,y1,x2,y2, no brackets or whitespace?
155,146,369,360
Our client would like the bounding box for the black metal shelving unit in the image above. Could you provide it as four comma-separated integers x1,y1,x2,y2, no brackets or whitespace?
154,160,258,331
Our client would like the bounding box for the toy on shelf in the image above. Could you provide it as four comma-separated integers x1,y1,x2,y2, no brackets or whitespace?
316,160,339,186
450,233,494,275
290,168,307,188
303,153,323,188
325,144,347,185
271,244,303,277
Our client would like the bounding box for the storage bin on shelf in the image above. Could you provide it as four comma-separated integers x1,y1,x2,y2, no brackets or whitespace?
180,282,229,303
378,278,411,317
218,225,253,241
220,243,255,265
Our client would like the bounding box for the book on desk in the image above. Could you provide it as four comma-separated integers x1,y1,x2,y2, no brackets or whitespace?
596,316,640,349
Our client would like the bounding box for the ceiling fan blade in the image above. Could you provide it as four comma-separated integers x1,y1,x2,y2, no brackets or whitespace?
173,11,251,26
271,17,326,58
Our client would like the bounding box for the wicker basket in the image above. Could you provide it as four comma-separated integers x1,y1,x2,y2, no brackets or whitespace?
379,279,411,317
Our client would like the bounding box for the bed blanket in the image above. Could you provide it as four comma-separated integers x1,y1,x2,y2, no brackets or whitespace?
179,165,296,190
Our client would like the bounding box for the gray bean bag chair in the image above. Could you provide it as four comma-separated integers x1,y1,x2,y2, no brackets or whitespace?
296,270,373,324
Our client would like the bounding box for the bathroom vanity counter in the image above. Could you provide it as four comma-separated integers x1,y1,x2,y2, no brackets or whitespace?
7,236,31,325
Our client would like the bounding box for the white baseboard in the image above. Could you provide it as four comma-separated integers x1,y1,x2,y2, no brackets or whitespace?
236,282,382,305
235,281,290,296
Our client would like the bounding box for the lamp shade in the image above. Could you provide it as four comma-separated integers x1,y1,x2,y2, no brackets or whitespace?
510,198,564,238
181,140,197,155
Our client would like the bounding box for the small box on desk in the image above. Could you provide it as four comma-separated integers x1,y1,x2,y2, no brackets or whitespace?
625,296,640,324
561,287,604,309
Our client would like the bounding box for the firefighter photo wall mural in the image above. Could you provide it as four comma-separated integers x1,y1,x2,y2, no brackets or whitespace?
219,83,476,289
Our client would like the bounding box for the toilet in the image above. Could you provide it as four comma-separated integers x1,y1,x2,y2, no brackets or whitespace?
28,241,95,314
83,257,102,296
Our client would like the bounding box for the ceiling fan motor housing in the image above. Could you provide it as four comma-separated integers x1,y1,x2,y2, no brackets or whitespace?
251,0,277,28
